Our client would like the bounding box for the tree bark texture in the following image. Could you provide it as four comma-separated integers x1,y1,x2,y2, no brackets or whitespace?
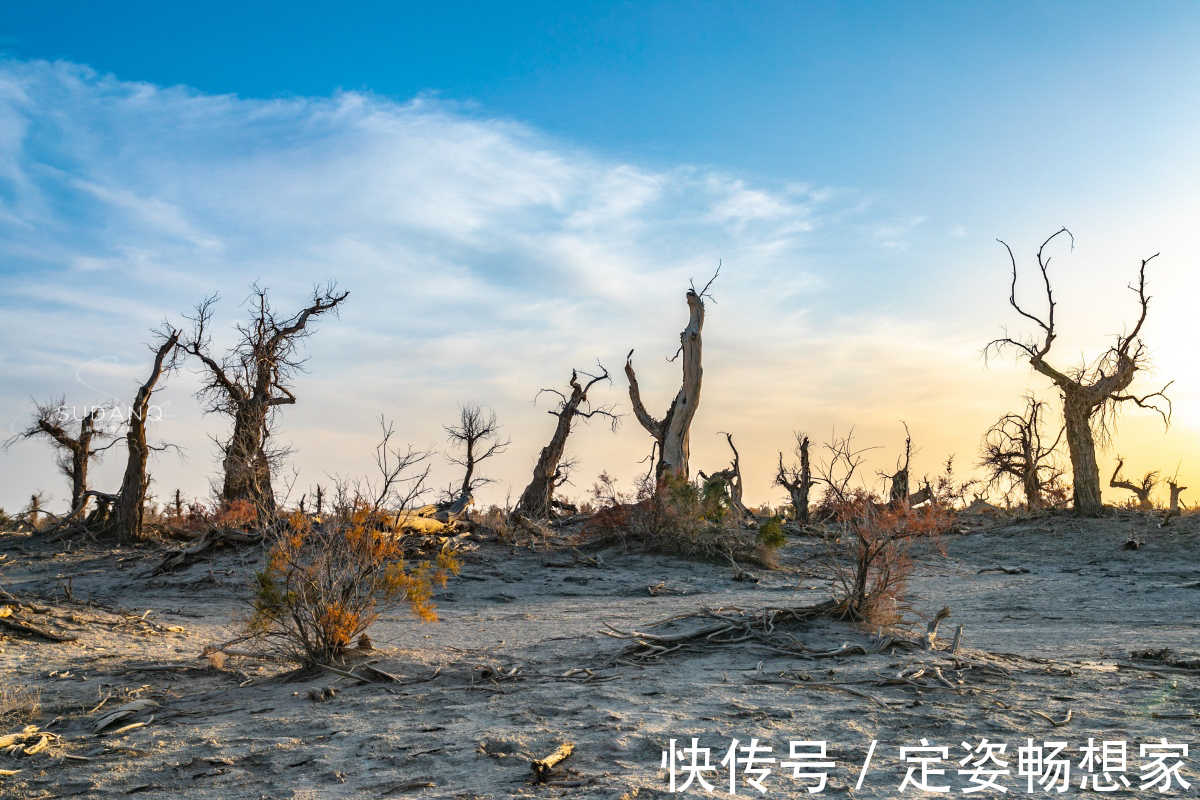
514,369,610,520
626,289,705,486
111,331,179,543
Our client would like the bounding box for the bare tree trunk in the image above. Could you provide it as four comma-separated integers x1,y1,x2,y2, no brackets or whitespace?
888,468,910,508
776,436,812,523
1168,481,1186,512
69,412,98,510
626,288,706,486
1062,390,1103,515
886,427,912,508
110,331,179,543
515,425,570,520
1021,433,1043,510
515,366,615,520
222,404,275,516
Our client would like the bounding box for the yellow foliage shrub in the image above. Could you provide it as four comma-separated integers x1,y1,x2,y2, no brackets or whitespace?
248,505,458,667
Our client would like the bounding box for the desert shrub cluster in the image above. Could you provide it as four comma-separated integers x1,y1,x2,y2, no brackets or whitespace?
584,472,780,567
819,489,954,627
246,506,459,668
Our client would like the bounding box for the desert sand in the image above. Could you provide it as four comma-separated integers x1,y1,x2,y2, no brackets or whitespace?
1,511,1198,798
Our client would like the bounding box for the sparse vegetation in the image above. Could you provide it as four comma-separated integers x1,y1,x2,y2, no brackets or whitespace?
584,471,779,567
247,507,459,668
824,489,954,627
756,515,786,548
0,685,41,727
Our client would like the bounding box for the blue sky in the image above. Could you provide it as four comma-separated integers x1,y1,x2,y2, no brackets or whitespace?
2,2,1198,513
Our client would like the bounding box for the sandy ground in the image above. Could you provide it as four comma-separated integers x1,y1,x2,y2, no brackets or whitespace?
1,511,1198,798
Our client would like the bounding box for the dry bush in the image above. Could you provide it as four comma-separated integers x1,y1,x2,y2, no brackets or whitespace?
822,489,953,628
0,685,41,727
473,504,518,543
246,506,459,668
583,472,779,567
160,497,259,539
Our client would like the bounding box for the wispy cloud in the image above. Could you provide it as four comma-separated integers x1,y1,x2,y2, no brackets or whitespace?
4,59,1184,511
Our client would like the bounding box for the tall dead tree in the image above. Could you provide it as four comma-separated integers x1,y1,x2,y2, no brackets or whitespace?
1110,457,1157,511
183,284,348,520
101,328,180,542
514,366,617,520
979,395,1064,509
625,272,715,487
442,403,509,514
776,433,813,523
6,399,110,513
986,229,1171,515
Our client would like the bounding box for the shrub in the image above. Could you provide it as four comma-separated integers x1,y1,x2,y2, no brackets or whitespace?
823,490,953,627
0,685,40,727
163,498,260,538
757,516,787,549
247,506,459,668
584,472,780,567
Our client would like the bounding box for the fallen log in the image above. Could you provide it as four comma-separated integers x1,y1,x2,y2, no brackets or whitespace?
153,527,263,574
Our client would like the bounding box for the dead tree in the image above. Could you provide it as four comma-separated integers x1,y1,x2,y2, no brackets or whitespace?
105,328,180,542
1109,457,1157,510
183,284,348,520
979,395,1064,509
776,433,813,523
366,416,433,514
1167,481,1186,513
513,366,617,520
698,432,749,521
883,424,913,508
5,399,111,512
986,229,1171,515
815,428,877,506
625,271,716,487
442,403,510,514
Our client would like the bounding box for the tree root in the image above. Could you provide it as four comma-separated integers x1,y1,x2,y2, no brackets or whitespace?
598,599,849,665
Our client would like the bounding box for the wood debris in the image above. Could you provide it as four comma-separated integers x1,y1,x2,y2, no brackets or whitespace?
531,741,574,784
0,725,63,756
92,699,159,734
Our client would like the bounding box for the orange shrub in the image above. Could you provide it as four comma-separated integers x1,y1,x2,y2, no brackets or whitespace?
248,505,458,667
824,490,953,627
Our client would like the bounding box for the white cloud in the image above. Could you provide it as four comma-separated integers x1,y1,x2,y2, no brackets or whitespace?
4,59,1188,513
